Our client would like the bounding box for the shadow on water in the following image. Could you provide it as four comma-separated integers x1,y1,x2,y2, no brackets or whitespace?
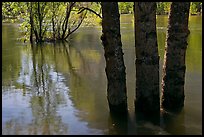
129,108,185,135
106,107,185,135
108,111,129,135
131,109,161,135
160,108,185,135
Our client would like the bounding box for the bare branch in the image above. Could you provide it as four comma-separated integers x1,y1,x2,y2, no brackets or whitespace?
65,11,87,39
78,7,102,19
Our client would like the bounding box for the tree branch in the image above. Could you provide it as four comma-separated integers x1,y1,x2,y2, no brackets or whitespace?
78,7,102,19
65,11,87,39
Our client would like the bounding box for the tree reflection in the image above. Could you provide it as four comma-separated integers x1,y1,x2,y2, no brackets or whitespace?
3,43,70,134
24,43,69,134
2,24,22,87
61,37,109,133
3,39,104,134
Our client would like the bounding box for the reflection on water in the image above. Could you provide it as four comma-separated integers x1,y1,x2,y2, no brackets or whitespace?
2,15,202,135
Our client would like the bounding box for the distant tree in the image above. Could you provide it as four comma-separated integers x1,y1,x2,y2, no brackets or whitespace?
156,2,171,15
118,2,133,14
2,2,26,21
190,2,202,15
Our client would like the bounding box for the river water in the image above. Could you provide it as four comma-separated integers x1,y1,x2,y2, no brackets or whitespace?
2,15,202,135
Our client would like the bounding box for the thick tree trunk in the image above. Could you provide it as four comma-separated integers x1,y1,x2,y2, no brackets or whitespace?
134,2,160,113
101,2,127,113
161,2,190,111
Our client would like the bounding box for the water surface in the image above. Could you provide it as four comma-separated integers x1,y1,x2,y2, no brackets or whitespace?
2,15,202,135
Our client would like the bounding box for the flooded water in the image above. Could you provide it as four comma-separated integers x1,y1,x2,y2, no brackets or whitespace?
2,15,202,135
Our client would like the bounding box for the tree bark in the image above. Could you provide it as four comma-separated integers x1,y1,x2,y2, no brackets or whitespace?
134,2,160,113
101,2,127,113
161,2,190,111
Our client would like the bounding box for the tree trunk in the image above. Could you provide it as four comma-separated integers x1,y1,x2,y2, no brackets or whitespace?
134,2,160,113
28,2,34,44
52,2,56,40
27,2,33,44
101,2,127,113
161,2,190,111
37,2,42,42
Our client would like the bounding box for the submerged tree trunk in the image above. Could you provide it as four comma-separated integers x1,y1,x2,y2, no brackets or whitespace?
161,2,190,111
101,2,127,113
134,2,160,113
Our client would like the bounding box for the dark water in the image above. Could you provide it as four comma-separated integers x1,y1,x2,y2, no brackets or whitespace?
2,15,202,135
